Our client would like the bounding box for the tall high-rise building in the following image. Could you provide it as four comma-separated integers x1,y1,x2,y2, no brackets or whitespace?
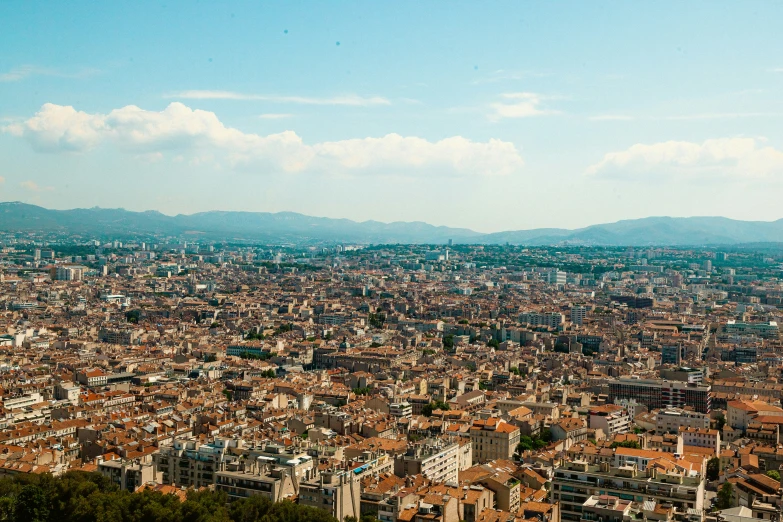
570,306,587,326
661,344,682,365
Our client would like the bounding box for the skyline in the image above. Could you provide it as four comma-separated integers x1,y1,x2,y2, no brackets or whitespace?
3,2,783,232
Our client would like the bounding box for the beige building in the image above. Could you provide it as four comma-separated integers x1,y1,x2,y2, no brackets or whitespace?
299,470,361,521
656,408,710,434
679,426,720,455
468,418,520,464
98,458,157,492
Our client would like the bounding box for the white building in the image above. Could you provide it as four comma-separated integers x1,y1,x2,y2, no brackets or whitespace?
518,312,564,329
679,426,720,455
589,405,631,436
656,408,710,434
570,306,588,326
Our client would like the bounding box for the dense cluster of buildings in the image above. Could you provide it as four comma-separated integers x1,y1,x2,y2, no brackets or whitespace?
0,238,782,522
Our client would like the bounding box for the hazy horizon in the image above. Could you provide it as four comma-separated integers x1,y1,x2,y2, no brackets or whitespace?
5,200,783,236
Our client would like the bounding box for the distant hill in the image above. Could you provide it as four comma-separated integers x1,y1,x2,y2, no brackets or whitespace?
2,202,783,246
0,202,481,244
481,216,783,246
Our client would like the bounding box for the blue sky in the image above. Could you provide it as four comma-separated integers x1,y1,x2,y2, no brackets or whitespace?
2,1,783,232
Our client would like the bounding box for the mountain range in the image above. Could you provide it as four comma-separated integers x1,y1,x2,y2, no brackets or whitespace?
2,202,783,246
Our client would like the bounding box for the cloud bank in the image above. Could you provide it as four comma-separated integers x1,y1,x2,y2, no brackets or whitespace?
489,92,560,121
4,103,524,177
169,90,391,106
587,138,783,179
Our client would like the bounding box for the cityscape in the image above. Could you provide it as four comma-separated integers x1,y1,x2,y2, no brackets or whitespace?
3,2,783,522
0,231,781,522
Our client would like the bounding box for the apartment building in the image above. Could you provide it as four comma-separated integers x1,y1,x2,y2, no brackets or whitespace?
727,400,783,431
656,408,710,434
215,465,296,502
394,439,459,485
552,458,705,522
54,265,85,281
589,405,631,436
570,306,588,326
679,427,720,455
76,368,109,387
154,439,234,488
299,470,361,522
98,327,142,345
720,321,779,340
389,401,412,419
468,418,520,464
98,458,157,492
519,311,564,329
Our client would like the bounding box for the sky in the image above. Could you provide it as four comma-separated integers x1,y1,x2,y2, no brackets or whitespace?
2,1,783,233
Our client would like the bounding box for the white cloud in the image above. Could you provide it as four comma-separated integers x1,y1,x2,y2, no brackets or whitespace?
489,92,560,121
0,66,44,82
169,90,390,106
5,103,107,152
20,180,53,192
0,65,99,82
258,113,294,120
586,138,783,179
5,102,524,177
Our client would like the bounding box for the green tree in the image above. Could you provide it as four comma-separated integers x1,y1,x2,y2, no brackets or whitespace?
368,313,386,328
715,413,726,431
766,470,780,482
229,494,272,522
181,489,231,522
0,497,13,522
516,436,534,453
422,401,450,416
13,485,48,522
717,481,734,509
706,457,720,481
610,440,641,449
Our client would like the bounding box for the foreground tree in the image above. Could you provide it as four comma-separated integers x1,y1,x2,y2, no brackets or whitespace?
706,457,720,481
717,482,735,510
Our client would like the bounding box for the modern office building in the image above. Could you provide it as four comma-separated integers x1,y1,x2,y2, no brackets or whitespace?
608,378,711,413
